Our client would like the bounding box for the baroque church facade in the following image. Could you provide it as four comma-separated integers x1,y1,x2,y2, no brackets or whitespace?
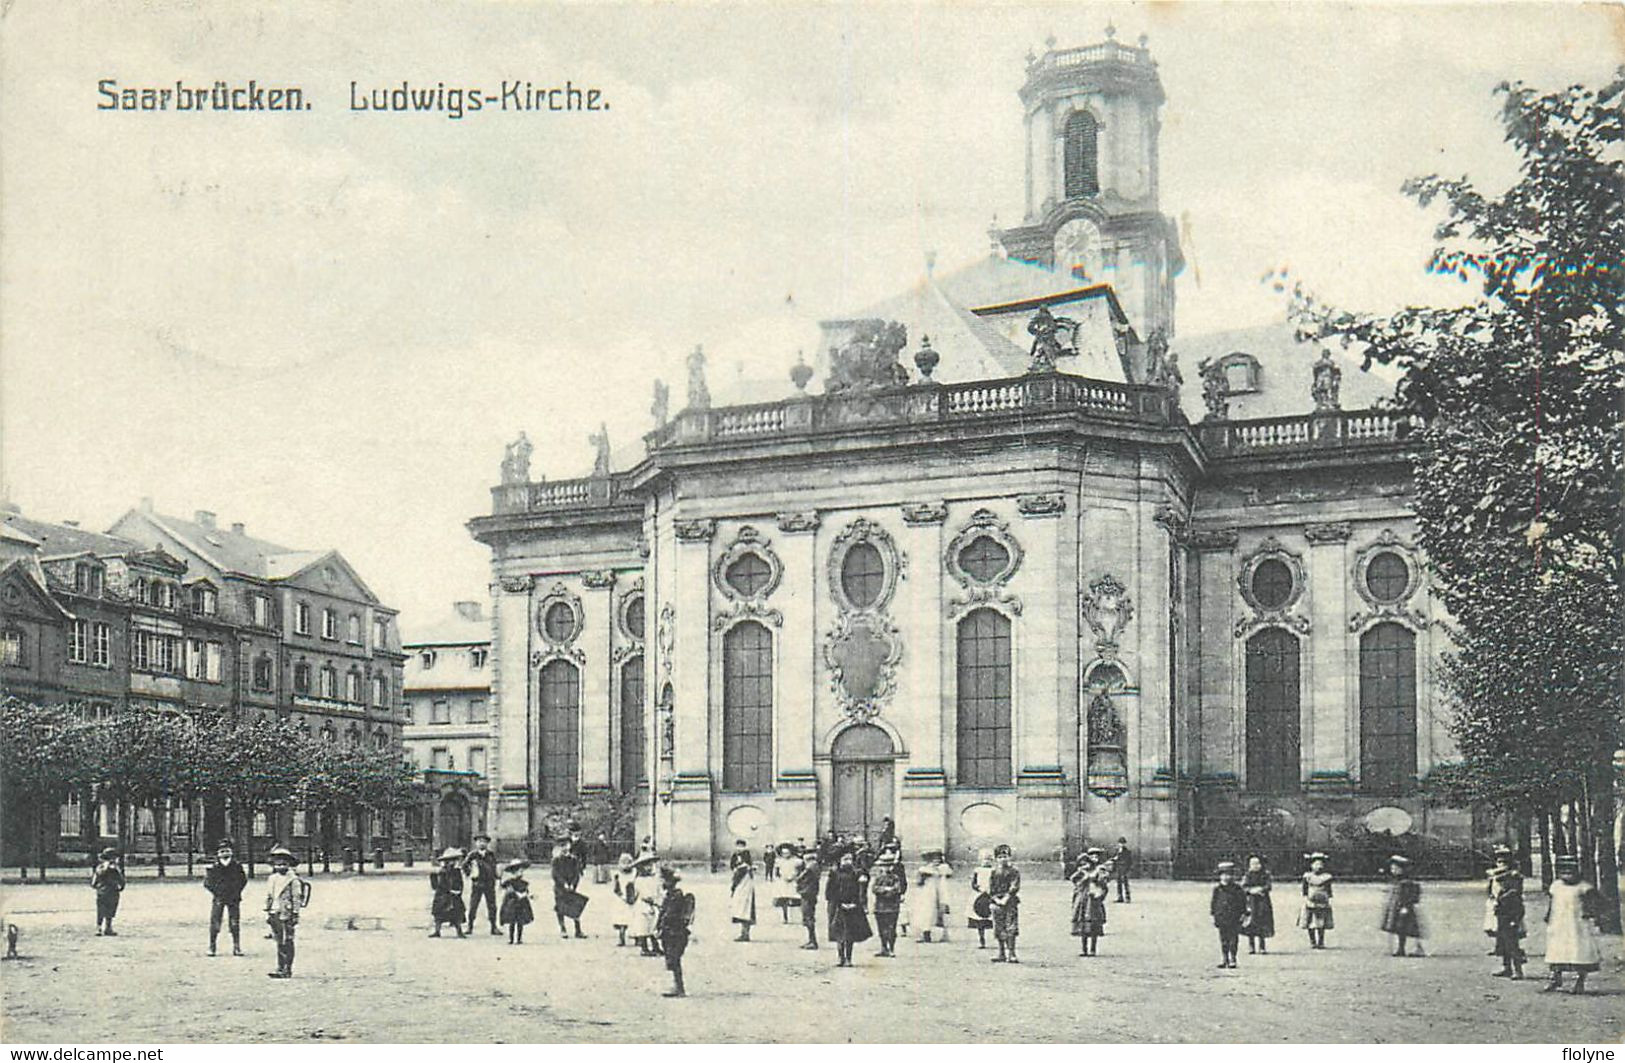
468,34,1466,873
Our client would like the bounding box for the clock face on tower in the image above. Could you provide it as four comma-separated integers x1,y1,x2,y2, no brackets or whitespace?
1053,218,1103,282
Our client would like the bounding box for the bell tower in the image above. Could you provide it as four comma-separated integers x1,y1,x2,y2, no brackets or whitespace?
995,28,1183,353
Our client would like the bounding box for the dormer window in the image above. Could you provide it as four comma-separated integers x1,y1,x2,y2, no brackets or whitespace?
132,577,149,604
1218,352,1262,395
470,648,488,669
420,649,437,670
74,563,104,596
191,585,217,616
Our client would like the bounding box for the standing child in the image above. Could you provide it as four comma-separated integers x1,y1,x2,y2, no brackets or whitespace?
967,849,995,949
825,852,871,968
1241,855,1275,955
728,838,758,942
1491,871,1527,980
989,844,1022,964
1112,837,1134,903
552,840,588,939
1379,854,1425,957
1484,845,1517,952
1298,852,1334,949
429,848,467,938
263,845,309,979
204,839,247,956
909,848,952,943
498,859,534,945
795,853,822,950
869,850,908,957
656,865,695,998
773,844,803,924
611,853,639,948
90,847,125,937
1070,848,1109,956
1542,855,1604,995
1211,862,1247,968
633,854,663,956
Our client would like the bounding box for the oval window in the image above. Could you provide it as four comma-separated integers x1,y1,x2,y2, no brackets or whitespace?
724,553,773,597
1365,551,1409,603
625,595,646,640
542,601,577,642
959,535,1011,584
1251,558,1294,610
840,541,886,608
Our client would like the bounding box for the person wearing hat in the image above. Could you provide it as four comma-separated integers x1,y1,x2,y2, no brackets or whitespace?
498,859,535,945
794,851,823,950
632,853,663,955
429,847,467,938
462,833,501,936
727,838,758,942
772,842,804,924
655,864,695,998
263,844,309,978
1070,848,1110,957
1241,854,1275,955
1211,862,1248,969
966,849,996,948
1379,854,1425,957
869,849,908,957
1297,852,1335,949
590,832,614,886
1112,837,1134,903
1484,845,1519,948
988,844,1021,964
611,852,640,948
551,838,588,939
204,839,248,956
1541,854,1604,994
1490,857,1527,980
908,847,952,944
89,847,125,937
826,851,872,967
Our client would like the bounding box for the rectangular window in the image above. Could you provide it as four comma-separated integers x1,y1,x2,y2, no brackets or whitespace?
322,609,337,640
374,618,388,647
620,655,646,791
293,809,308,836
431,699,450,724
169,799,190,837
346,671,362,702
188,638,207,679
722,624,773,792
468,746,487,776
294,602,310,636
537,661,580,801
371,674,386,707
137,806,156,835
430,747,451,770
60,792,81,837
88,568,104,596
131,630,150,671
319,668,337,698
205,642,223,682
470,648,488,669
347,615,361,643
91,622,110,667
252,811,269,836
69,619,88,663
2,630,23,668
468,698,487,723
192,586,217,615
251,594,271,627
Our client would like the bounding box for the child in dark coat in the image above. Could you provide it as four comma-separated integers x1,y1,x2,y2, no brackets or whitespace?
91,848,125,936
429,848,467,938
1211,862,1248,968
499,859,535,945
1378,854,1425,957
1491,872,1527,980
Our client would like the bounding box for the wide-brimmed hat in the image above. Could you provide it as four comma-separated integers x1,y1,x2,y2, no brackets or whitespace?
632,852,660,869
473,833,491,842
439,847,464,861
1305,851,1329,863
617,853,635,869
1216,861,1238,873
1389,854,1411,867
503,858,528,872
99,847,120,860
1492,844,1515,858
1085,846,1105,857
876,851,898,865
268,844,295,862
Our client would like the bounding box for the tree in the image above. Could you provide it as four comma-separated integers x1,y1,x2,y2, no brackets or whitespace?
0,697,92,880
213,716,309,875
1280,70,1624,929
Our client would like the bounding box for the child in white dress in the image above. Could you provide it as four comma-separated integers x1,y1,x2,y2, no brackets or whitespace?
1542,855,1604,995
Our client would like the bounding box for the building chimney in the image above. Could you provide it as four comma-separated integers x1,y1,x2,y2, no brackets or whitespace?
195,510,216,529
454,600,484,622
139,496,154,514
231,522,246,536
62,520,80,528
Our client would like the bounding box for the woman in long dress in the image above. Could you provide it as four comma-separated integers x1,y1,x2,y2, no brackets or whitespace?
1542,855,1604,994
1241,855,1275,954
826,852,872,967
967,849,995,948
728,839,758,942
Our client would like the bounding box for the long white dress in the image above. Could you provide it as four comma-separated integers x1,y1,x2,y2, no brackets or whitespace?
633,870,660,938
611,869,639,930
1544,880,1603,969
909,861,952,939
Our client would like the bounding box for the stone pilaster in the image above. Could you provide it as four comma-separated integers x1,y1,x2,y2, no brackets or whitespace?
773,511,819,842
578,570,616,793
898,501,949,853
1015,492,1068,862
1304,522,1354,795
489,574,534,844
668,518,716,860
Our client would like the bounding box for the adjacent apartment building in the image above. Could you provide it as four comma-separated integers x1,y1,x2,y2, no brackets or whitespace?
401,600,493,852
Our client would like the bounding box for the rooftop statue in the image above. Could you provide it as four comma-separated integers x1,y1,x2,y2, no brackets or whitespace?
1311,349,1343,411
500,431,532,485
589,423,612,478
1026,305,1079,373
1143,328,1182,391
826,319,909,394
652,379,670,427
1196,357,1229,421
687,345,711,411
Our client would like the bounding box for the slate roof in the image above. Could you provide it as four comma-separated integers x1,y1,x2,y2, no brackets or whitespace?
1172,321,1399,422
136,511,296,577
1,514,142,561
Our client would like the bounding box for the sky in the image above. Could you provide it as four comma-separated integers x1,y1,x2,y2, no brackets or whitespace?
2,1,1618,631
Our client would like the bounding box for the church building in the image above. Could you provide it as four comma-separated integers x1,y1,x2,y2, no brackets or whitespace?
468,33,1467,873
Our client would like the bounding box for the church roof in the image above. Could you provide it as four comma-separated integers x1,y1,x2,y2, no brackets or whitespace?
1172,322,1398,421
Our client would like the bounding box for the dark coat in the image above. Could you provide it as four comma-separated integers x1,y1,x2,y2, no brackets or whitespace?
204,860,248,903
869,863,908,914
1379,876,1423,938
552,850,583,892
1211,882,1248,930
462,848,499,888
826,867,872,943
430,867,466,924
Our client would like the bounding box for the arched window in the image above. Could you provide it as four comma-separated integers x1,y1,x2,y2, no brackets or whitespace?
956,608,1012,788
1064,111,1100,199
722,621,773,791
1245,628,1301,793
840,541,886,609
620,654,645,791
538,660,580,801
1360,622,1417,795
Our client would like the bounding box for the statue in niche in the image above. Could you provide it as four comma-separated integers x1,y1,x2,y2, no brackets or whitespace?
1026,305,1079,373
825,319,909,394
687,345,711,410
500,431,532,485
1086,692,1126,749
652,379,670,426
589,424,611,478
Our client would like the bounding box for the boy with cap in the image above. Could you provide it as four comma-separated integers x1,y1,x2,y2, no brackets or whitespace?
869,849,908,957
1542,854,1604,994
1484,844,1518,951
462,833,500,935
204,839,247,956
1379,854,1425,957
1490,860,1527,980
988,844,1021,964
655,864,695,998
1113,837,1134,902
1211,862,1247,968
264,844,309,978
90,847,125,936
795,851,822,950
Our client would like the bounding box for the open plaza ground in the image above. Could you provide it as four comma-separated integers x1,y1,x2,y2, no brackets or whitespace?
2,868,1621,1044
